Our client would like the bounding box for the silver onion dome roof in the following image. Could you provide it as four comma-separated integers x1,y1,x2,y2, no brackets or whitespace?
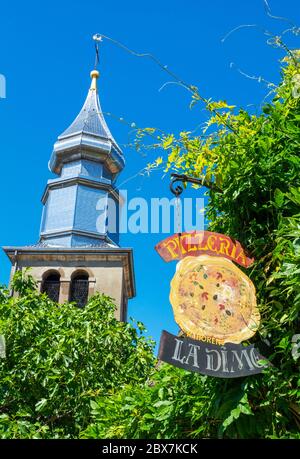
49,70,125,177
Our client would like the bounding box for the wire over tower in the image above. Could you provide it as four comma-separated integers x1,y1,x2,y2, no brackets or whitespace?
93,34,102,69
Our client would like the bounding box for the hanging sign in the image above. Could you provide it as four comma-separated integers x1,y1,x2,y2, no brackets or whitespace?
156,231,269,377
158,331,267,378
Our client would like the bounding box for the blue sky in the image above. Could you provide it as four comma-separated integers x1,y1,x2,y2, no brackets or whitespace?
0,0,299,349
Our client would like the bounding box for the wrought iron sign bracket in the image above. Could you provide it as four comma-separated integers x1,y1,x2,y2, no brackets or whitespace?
170,173,204,197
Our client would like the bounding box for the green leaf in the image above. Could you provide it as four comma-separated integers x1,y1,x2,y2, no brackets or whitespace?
274,189,285,208
35,399,48,413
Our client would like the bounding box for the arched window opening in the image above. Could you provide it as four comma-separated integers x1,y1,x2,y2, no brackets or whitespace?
42,272,61,302
69,273,89,308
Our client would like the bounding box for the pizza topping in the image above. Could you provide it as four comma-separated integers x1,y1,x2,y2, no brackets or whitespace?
170,255,259,343
179,303,187,313
202,292,209,300
227,277,239,288
194,265,203,272
179,285,187,296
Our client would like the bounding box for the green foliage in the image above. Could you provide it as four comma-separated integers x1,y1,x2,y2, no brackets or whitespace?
84,53,300,438
83,362,300,439
1,49,300,440
11,268,37,295
0,272,154,438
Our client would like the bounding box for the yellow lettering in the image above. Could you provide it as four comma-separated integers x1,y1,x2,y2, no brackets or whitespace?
163,239,179,259
196,233,208,251
218,237,231,256
181,234,197,253
207,235,217,252
230,243,237,259
236,250,247,266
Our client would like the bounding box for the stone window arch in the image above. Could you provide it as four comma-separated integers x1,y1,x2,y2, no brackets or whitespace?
41,271,61,302
69,271,89,308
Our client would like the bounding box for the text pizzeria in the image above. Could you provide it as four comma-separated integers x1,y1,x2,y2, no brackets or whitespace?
156,231,254,268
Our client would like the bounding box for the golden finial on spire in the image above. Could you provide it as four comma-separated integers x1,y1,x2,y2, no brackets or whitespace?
90,69,99,90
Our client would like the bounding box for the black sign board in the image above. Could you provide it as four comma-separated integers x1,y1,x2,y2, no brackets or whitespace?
158,330,268,378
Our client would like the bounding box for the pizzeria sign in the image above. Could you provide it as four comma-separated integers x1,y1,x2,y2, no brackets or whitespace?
155,230,269,378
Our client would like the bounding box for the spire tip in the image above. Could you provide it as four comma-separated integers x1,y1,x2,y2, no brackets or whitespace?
90,69,100,79
90,69,99,90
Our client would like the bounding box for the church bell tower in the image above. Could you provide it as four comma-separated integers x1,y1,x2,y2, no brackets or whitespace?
3,68,135,320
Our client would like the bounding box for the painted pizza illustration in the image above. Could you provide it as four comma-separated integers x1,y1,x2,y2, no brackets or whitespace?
170,255,260,343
